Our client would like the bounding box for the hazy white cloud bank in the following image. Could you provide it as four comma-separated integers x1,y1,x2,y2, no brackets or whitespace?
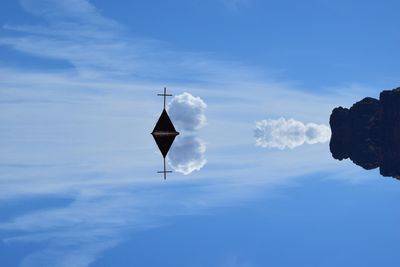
254,118,331,149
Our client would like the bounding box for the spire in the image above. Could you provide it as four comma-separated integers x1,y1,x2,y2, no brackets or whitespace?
152,87,179,180
157,87,172,109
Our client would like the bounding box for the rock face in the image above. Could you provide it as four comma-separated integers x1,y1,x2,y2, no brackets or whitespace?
329,88,400,179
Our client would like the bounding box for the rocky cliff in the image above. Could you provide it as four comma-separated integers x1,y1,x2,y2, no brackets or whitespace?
330,88,400,179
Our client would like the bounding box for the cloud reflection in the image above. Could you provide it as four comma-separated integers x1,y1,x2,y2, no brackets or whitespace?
167,92,207,174
168,136,207,175
254,118,331,149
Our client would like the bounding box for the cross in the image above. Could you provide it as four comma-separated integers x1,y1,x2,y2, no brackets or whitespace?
157,87,172,109
157,158,172,180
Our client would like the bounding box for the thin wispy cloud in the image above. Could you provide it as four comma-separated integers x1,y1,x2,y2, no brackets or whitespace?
19,0,117,27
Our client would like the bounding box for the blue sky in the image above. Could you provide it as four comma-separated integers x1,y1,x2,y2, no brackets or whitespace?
1,0,400,266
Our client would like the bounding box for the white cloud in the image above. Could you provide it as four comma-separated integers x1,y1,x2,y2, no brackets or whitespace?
305,122,332,144
166,93,207,174
168,92,207,131
254,118,331,149
168,136,207,175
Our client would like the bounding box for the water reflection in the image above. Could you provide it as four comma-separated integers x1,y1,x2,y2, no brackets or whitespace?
330,87,400,179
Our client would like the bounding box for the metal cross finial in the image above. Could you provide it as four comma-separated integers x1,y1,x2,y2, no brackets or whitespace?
157,158,172,180
157,87,173,109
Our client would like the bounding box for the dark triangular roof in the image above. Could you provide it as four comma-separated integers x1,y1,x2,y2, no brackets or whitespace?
151,109,179,158
152,109,177,133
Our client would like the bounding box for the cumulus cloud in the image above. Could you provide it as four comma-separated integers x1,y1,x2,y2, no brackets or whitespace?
166,92,207,174
168,136,207,175
168,92,207,131
254,118,331,149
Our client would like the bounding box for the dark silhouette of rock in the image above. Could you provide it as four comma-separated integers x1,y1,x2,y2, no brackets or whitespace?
330,87,400,179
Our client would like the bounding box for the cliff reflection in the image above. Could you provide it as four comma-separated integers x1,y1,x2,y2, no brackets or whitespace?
330,88,400,179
